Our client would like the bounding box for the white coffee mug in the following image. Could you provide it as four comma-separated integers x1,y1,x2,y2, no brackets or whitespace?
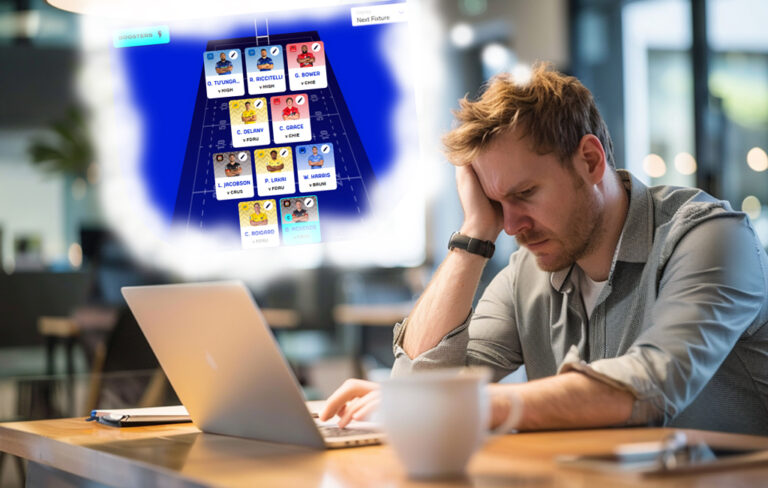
379,367,520,479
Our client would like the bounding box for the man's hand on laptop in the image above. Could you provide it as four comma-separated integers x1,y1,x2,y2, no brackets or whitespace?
319,379,380,428
320,378,521,431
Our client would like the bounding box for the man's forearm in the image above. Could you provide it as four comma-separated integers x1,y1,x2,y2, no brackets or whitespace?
402,249,488,359
494,372,634,431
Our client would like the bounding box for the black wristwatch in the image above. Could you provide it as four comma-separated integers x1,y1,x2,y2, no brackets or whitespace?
448,232,495,259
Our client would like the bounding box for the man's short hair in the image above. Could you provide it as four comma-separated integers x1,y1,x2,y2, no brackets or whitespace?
442,63,615,169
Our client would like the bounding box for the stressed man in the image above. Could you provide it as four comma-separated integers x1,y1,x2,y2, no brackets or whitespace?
321,64,768,435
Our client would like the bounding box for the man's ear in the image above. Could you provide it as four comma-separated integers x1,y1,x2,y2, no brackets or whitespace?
577,134,606,185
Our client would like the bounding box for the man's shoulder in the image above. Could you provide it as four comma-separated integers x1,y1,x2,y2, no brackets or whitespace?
647,183,741,243
649,184,727,218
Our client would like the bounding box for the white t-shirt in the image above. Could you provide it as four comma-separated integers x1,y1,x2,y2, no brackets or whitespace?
578,267,607,317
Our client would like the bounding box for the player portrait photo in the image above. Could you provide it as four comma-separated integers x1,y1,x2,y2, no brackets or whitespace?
296,143,336,171
241,101,257,124
230,98,268,126
238,199,279,248
296,143,337,192
256,49,273,71
286,42,327,91
279,195,321,245
267,150,284,172
229,98,269,147
270,94,309,122
297,44,315,67
282,97,299,120
245,45,286,95
211,151,254,201
281,196,319,224
254,147,293,174
225,153,242,176
203,49,245,98
254,147,296,196
216,52,233,75
308,146,323,167
249,201,269,226
270,94,312,144
212,151,253,179
286,42,326,70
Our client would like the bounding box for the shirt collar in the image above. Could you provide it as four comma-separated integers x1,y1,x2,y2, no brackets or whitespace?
548,170,652,292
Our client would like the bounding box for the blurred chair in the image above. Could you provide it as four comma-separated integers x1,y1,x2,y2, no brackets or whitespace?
85,307,175,414
0,272,92,420
0,271,91,347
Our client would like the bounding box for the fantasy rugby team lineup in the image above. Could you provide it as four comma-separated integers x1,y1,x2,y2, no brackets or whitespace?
200,40,337,248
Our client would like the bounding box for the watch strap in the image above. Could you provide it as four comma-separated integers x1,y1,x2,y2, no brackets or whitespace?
448,232,495,259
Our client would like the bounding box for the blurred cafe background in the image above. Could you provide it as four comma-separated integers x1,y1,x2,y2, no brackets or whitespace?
0,0,767,485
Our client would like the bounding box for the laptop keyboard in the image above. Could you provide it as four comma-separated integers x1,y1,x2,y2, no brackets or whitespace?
319,425,378,438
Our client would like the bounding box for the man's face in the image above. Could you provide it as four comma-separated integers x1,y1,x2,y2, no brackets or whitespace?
270,151,278,160
312,147,318,155
229,154,235,162
472,129,603,272
245,102,251,110
296,201,303,211
261,50,267,57
220,53,226,61
286,98,293,107
301,45,308,53
254,204,261,213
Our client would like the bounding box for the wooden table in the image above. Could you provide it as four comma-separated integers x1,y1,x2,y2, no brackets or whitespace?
1,419,767,487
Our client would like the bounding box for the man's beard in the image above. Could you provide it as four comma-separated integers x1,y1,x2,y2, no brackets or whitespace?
517,181,603,272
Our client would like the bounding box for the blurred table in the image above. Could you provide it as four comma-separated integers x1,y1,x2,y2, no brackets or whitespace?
333,302,414,377
261,308,301,328
332,301,414,327
3,418,767,487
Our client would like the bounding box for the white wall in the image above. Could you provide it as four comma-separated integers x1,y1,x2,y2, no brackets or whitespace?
0,130,66,268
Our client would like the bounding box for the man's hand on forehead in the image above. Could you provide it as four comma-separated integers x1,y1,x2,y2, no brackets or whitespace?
456,165,503,242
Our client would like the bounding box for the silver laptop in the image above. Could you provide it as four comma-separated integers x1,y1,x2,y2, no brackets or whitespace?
121,281,384,449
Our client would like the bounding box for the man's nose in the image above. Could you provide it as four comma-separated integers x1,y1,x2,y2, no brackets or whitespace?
502,203,533,236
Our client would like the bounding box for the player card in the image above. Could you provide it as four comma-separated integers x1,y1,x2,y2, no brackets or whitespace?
238,199,279,248
286,42,328,91
229,98,269,147
270,94,312,144
296,143,337,193
245,45,286,95
204,49,245,98
280,196,321,245
253,147,296,196
212,151,254,200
